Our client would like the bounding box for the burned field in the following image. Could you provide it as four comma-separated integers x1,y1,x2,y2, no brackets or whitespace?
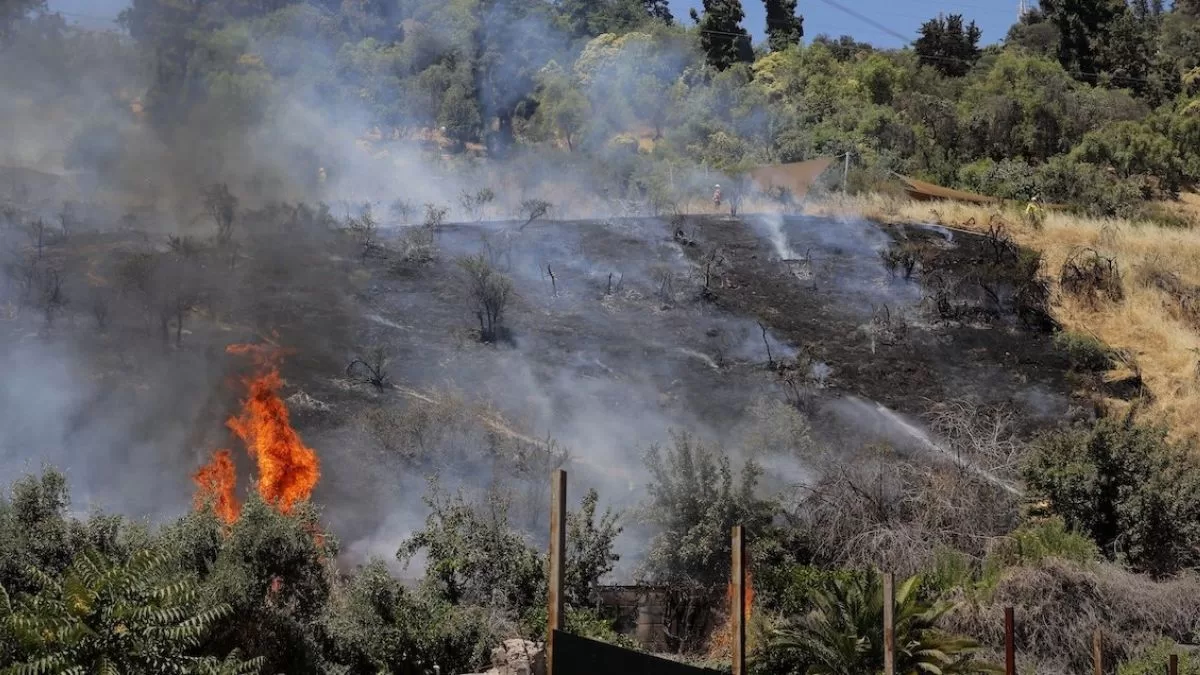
0,208,1089,564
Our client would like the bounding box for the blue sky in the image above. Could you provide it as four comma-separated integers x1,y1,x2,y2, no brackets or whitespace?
671,0,1020,47
50,0,1021,48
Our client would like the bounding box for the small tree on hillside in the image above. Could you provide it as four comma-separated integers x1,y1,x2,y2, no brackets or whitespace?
439,82,482,151
458,254,514,343
915,13,983,77
203,183,238,245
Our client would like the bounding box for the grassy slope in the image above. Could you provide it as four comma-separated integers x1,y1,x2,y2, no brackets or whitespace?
804,194,1200,440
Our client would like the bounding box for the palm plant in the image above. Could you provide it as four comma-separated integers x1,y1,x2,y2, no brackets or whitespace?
765,572,999,675
0,548,242,675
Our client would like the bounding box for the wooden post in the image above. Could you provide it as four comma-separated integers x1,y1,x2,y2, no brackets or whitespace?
1093,628,1102,675
1170,653,1179,675
1004,607,1016,675
732,525,746,675
547,470,567,675
842,151,850,194
883,572,895,675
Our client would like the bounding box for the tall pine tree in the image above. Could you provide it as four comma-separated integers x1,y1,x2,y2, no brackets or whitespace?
690,0,753,70
914,13,982,77
644,0,673,23
1038,0,1130,76
764,0,803,52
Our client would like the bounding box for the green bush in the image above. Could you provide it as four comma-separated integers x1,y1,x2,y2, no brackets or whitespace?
980,518,1099,588
1023,415,1200,577
760,573,996,675
1053,331,1115,372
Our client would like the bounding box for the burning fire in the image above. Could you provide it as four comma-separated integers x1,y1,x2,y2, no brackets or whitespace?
225,343,320,514
193,449,239,524
192,342,321,522
708,570,755,659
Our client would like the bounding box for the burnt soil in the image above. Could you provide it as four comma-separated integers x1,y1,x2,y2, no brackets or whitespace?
672,215,1081,430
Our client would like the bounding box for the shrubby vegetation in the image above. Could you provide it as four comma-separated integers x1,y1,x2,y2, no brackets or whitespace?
7,0,1200,673
6,0,1199,220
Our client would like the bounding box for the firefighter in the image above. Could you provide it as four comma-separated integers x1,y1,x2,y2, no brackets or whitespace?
713,184,722,209
1025,194,1044,228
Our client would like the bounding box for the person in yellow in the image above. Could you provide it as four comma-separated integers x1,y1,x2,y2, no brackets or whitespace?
1025,194,1045,228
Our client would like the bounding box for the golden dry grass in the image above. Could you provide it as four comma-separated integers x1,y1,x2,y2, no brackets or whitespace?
803,193,1200,439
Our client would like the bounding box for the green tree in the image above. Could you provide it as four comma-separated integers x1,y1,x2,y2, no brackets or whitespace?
763,573,997,675
640,432,773,589
763,0,803,52
643,0,673,23
1,548,236,674
690,0,753,70
0,0,45,44
1072,119,1186,195
439,81,483,150
397,485,544,611
914,13,982,77
530,61,590,151
565,489,621,606
1023,415,1200,577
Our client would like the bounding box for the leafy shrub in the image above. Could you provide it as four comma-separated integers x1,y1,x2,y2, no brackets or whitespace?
397,485,545,612
1023,415,1200,576
1,547,241,674
1053,331,1115,372
761,573,995,675
980,518,1099,589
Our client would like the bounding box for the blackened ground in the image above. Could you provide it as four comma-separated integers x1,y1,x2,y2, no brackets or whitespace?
675,215,1082,432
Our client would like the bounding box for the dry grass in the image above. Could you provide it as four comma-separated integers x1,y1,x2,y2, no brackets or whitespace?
945,559,1200,675
803,193,1200,440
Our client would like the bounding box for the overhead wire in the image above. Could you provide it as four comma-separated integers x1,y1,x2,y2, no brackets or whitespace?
43,2,1177,89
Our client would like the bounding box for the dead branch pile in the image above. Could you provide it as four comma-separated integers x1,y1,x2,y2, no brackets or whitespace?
1138,262,1200,329
945,559,1200,675
1061,249,1124,306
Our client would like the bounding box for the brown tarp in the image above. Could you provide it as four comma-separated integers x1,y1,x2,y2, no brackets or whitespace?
747,157,836,199
553,630,723,675
894,173,1000,204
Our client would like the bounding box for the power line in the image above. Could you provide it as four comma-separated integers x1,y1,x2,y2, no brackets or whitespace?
810,0,914,44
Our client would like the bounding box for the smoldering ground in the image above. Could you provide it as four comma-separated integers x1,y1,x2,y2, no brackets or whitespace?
0,4,1084,583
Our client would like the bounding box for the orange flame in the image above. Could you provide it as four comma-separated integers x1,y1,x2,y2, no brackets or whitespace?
224,343,320,514
728,569,754,623
709,570,755,659
193,449,240,524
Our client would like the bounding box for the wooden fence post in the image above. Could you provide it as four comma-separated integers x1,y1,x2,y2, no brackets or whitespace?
883,572,895,675
547,469,566,675
1004,607,1016,675
1093,628,1102,675
732,525,746,675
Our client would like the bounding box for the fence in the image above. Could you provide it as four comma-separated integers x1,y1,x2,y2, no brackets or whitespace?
543,470,1186,675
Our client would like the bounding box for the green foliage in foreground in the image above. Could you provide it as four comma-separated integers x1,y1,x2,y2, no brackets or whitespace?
0,548,249,675
761,573,998,675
